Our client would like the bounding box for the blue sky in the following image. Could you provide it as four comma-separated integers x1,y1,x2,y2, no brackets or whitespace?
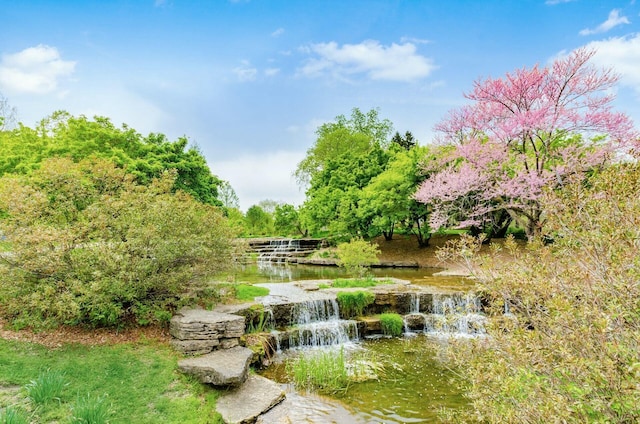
1,0,639,210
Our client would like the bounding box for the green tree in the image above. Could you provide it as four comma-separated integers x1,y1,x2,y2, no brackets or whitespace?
335,238,380,277
244,205,274,236
294,108,393,186
274,203,306,237
0,158,238,328
218,180,240,209
0,112,222,205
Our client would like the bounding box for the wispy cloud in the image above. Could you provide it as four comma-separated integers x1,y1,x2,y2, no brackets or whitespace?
271,28,285,37
264,68,280,77
585,33,640,93
580,9,630,36
0,45,76,94
233,60,257,81
545,0,576,5
298,40,436,82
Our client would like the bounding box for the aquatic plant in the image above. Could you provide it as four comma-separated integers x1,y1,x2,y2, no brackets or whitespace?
379,313,404,337
336,291,375,318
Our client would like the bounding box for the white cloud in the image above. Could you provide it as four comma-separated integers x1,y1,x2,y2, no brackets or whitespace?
271,28,285,37
0,45,76,94
585,33,640,92
213,150,306,211
298,40,436,82
580,9,630,36
233,60,257,81
264,68,280,77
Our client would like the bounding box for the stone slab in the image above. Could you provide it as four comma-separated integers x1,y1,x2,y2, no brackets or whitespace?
170,309,245,341
217,374,285,424
170,339,219,356
177,346,252,386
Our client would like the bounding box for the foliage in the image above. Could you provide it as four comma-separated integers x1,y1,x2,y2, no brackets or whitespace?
335,238,380,277
273,203,307,236
439,164,640,423
234,284,269,302
244,205,274,236
25,369,68,405
359,145,432,245
287,347,350,394
0,158,238,328
295,108,393,186
0,112,222,205
416,48,638,238
70,394,111,424
0,338,223,423
300,145,389,239
217,181,239,209
379,313,404,337
336,291,375,318
330,278,392,288
0,407,28,424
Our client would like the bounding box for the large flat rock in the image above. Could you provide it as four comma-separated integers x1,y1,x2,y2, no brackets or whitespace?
216,374,285,424
170,309,245,341
177,346,252,386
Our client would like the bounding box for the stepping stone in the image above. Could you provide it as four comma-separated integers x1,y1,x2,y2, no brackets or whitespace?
216,375,285,424
177,346,252,386
170,309,245,341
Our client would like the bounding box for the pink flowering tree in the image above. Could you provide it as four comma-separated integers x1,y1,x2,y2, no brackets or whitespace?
415,48,638,239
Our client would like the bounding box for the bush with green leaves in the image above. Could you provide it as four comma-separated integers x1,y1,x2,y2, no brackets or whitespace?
0,158,238,328
335,238,380,277
438,164,640,423
336,291,375,318
379,313,404,337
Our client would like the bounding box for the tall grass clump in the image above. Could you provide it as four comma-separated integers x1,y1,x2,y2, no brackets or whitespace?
331,278,392,288
288,348,349,394
336,291,375,318
25,369,67,405
70,394,111,424
0,407,29,424
379,313,404,337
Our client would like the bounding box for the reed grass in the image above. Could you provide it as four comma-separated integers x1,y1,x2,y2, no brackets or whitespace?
336,291,375,318
288,348,349,394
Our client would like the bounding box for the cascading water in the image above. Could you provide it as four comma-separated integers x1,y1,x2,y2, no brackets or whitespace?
403,292,486,337
285,298,359,349
258,239,301,263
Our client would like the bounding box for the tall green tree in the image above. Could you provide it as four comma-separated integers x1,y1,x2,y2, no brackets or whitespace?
244,205,274,236
294,108,393,186
0,112,222,205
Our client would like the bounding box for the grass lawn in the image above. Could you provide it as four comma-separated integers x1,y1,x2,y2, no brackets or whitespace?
0,338,223,423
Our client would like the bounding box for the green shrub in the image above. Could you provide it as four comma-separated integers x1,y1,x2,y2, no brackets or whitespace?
336,291,375,318
70,394,111,424
438,165,640,423
336,238,380,277
0,158,239,328
25,369,67,405
0,407,29,424
235,284,269,301
379,313,404,337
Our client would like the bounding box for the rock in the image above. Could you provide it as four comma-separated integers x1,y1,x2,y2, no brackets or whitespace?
170,309,245,354
177,346,252,386
170,339,219,356
216,374,285,424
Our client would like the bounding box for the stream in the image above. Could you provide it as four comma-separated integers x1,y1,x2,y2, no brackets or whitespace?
228,260,477,423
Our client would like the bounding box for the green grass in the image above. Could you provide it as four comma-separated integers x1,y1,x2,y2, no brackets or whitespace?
0,339,223,423
234,284,269,301
336,291,376,318
379,313,404,337
331,278,393,288
0,406,29,424
0,241,11,252
70,394,110,424
287,348,349,394
25,369,67,405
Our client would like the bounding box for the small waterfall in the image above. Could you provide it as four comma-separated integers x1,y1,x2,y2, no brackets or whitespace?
283,298,359,349
403,293,426,336
424,293,486,336
258,239,301,263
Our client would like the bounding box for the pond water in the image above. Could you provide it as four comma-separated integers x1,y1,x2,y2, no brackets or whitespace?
232,260,476,423
260,336,468,423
